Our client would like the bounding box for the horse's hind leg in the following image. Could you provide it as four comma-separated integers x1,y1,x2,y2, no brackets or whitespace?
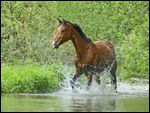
110,61,117,91
96,76,101,85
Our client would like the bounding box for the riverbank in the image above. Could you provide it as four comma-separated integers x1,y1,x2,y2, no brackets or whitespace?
1,63,149,94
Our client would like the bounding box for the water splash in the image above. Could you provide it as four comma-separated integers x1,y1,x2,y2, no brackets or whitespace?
57,66,117,94
56,65,149,96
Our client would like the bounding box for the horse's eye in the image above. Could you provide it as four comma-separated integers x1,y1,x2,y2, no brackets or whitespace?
61,30,65,32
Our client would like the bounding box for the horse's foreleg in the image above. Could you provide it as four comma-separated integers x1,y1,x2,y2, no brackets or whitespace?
85,73,93,90
70,69,82,89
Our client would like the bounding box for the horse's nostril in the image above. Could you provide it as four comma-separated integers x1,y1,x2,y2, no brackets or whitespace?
52,41,56,48
52,41,60,48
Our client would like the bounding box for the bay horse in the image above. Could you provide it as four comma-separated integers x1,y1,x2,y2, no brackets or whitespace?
52,19,117,91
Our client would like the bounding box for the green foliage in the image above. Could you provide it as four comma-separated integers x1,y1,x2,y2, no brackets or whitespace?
1,62,64,93
117,31,149,79
1,1,149,81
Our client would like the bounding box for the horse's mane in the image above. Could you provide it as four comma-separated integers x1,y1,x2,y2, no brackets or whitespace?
64,20,92,43
72,23,92,43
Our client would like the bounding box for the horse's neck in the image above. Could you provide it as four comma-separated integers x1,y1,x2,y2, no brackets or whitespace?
71,31,91,58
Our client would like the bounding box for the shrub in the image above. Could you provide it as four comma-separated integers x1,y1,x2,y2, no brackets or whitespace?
1,62,64,93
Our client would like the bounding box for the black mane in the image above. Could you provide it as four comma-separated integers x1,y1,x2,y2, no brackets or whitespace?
72,23,92,43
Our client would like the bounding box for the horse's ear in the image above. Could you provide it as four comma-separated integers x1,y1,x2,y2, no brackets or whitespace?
63,19,67,24
58,18,62,24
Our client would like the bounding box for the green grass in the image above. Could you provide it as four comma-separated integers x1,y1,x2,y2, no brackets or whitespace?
1,62,64,93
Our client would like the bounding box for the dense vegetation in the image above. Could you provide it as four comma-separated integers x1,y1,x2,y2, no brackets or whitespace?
1,1,149,93
1,60,64,93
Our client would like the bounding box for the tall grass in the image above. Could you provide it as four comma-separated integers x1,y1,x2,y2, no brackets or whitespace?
1,61,64,93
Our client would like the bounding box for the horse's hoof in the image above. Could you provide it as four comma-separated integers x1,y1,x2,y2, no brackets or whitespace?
70,80,75,89
86,86,90,91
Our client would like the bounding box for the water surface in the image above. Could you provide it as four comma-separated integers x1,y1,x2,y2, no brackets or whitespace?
1,81,149,112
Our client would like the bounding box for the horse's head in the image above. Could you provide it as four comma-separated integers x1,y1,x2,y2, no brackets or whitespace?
52,19,73,48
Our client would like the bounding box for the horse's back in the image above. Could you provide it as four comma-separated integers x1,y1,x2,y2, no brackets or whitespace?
95,40,113,48
95,40,115,54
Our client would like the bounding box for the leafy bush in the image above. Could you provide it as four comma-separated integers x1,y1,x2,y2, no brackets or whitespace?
1,61,64,93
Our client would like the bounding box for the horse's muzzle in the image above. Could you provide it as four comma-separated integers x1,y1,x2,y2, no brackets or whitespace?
52,40,60,48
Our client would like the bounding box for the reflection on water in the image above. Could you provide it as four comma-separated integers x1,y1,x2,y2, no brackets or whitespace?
69,94,116,112
1,93,149,112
